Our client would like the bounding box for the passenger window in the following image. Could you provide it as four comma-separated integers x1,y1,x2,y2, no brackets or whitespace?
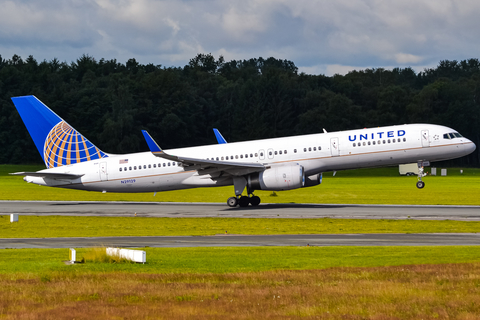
221,157,224,160
353,143,356,147
372,141,376,145
363,142,366,146
388,139,391,143
134,166,137,170
163,163,166,167
119,168,122,171
236,155,239,159
255,153,258,157
304,148,307,152
403,138,406,142
250,153,253,157
129,167,132,170
245,154,248,158
269,151,272,156
144,165,147,169
240,155,244,159
274,151,278,155
259,153,263,157
226,156,229,160
172,162,175,166
392,139,395,143
319,146,322,150
383,140,386,144
294,149,297,153
124,167,127,171
284,150,287,154
313,147,316,151
308,147,312,152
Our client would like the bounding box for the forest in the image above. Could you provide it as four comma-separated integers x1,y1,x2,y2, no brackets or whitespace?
0,53,479,166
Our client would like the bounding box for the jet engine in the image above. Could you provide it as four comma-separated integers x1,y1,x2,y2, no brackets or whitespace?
247,163,305,191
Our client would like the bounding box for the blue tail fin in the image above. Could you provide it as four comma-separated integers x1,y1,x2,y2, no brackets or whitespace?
11,95,108,168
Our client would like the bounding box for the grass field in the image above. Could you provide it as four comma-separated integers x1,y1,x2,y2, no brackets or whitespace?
1,247,480,319
1,164,480,205
2,215,480,238
2,246,480,274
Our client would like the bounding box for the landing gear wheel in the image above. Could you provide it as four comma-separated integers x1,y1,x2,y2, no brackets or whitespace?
238,196,250,207
227,197,238,207
416,181,425,189
249,196,261,206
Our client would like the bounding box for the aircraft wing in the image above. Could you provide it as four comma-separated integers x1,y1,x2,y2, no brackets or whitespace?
10,172,84,179
141,130,265,176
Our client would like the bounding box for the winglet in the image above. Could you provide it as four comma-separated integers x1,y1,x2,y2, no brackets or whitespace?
213,128,227,144
141,130,163,154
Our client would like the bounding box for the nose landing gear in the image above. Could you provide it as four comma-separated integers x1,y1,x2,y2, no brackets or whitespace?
416,162,427,189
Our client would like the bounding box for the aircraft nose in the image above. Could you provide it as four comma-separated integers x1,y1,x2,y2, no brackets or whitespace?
464,139,476,155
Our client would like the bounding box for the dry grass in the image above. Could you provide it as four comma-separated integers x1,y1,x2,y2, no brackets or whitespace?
82,247,135,264
1,263,480,319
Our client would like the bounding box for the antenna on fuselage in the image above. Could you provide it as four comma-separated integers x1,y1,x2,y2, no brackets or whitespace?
323,128,327,133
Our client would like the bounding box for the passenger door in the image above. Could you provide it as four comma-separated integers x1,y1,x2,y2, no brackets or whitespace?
330,138,340,157
421,130,430,147
99,162,108,181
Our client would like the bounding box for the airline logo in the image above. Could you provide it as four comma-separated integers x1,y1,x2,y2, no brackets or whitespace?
349,130,406,142
43,121,108,168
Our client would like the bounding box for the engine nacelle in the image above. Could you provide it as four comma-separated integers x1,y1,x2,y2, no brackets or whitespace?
248,164,305,191
304,173,322,188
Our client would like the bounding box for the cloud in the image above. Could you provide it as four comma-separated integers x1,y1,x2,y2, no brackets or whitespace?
0,0,479,73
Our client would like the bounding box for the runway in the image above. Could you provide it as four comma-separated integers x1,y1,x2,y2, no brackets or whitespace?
2,201,480,249
1,201,480,220
2,233,480,249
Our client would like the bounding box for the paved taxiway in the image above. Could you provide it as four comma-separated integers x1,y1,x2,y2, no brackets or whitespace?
1,201,480,220
2,233,480,249
2,201,479,249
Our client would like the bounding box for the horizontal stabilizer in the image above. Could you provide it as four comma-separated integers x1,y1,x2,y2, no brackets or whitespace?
10,172,84,180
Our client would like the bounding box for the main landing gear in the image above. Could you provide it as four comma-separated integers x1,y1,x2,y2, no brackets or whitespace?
227,176,261,207
227,195,261,208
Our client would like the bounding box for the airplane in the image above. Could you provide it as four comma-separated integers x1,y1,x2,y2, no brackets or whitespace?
10,95,476,207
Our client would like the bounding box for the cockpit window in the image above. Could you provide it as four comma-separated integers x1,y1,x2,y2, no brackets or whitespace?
444,132,463,139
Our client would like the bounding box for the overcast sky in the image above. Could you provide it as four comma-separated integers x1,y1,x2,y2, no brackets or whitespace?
1,0,479,76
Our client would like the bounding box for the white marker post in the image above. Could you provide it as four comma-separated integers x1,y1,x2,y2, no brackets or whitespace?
10,214,19,223
69,248,76,263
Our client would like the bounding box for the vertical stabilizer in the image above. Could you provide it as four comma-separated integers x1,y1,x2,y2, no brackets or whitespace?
11,95,108,168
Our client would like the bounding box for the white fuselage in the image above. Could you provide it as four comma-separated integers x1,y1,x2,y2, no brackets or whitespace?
24,124,476,193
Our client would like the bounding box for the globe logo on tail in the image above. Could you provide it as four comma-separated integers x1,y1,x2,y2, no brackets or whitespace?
43,121,107,168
